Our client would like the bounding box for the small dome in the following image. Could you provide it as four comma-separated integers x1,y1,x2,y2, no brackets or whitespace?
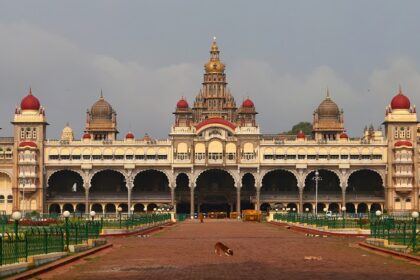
82,133,91,139
19,141,37,148
177,98,189,109
204,60,225,73
296,130,305,139
390,87,410,110
91,94,113,120
317,93,340,118
339,132,349,139
21,88,41,110
394,140,412,147
242,98,254,108
126,132,134,139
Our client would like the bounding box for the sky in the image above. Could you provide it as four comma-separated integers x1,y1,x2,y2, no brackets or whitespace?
1,0,420,139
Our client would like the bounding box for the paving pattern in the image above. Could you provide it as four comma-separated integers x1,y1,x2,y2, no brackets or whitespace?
39,220,420,280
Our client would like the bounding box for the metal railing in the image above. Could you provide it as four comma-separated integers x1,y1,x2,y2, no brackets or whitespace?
100,213,171,229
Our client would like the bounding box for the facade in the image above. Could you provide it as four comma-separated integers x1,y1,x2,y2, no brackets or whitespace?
0,39,419,217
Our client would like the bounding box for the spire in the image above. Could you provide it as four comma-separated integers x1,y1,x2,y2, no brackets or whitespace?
205,37,225,73
29,87,32,95
210,36,219,57
100,89,103,99
326,88,330,99
398,84,403,95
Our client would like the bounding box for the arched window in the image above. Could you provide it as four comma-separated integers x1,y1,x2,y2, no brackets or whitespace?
0,195,4,203
395,198,400,202
7,195,13,203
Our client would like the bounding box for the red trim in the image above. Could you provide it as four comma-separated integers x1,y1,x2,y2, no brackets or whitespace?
269,221,369,237
394,140,412,147
18,141,38,148
195,117,236,131
359,242,420,263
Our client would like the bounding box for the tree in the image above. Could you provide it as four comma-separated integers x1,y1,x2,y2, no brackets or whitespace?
284,122,312,135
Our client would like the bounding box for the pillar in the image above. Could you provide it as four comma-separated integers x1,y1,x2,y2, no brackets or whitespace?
256,187,261,211
236,186,241,213
127,185,133,215
341,188,346,212
298,188,303,214
84,187,89,214
170,187,175,211
190,185,195,219
144,203,148,212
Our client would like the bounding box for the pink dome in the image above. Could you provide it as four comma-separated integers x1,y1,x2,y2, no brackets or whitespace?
242,98,254,108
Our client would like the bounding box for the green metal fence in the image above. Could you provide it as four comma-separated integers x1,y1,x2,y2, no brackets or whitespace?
370,218,419,253
100,213,171,229
273,213,372,229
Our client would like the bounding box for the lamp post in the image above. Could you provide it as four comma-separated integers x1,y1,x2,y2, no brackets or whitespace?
411,211,418,253
341,206,346,228
312,170,322,215
63,210,71,249
90,210,96,222
117,207,122,228
12,211,21,258
19,177,26,217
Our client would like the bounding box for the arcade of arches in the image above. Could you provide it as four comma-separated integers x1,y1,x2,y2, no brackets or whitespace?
46,168,385,215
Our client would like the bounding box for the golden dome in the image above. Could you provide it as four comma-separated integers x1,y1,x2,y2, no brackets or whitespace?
317,91,340,119
91,93,113,120
204,38,225,73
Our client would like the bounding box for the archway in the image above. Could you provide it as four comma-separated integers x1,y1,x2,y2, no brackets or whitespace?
147,203,158,212
304,170,341,206
345,203,355,213
133,203,145,213
260,202,271,212
62,204,74,212
317,203,326,213
90,170,127,199
195,169,236,214
91,203,103,213
49,203,60,214
347,170,384,205
0,172,12,214
261,169,298,195
370,203,382,212
328,203,340,213
241,173,256,211
357,203,368,213
175,173,190,214
75,204,85,213
287,203,298,212
303,203,313,213
47,170,84,199
105,204,116,213
118,203,128,212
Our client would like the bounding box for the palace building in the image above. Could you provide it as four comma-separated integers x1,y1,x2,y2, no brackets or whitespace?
0,39,419,216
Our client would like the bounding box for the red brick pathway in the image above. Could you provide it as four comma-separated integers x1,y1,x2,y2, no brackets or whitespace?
38,220,420,280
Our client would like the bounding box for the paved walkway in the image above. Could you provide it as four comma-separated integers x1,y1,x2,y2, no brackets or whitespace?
39,220,419,280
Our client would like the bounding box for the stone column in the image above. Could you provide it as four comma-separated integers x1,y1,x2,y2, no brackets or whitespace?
190,185,195,219
127,187,132,216
298,188,304,214
84,186,89,214
341,188,346,213
236,186,241,213
170,187,175,211
256,187,261,211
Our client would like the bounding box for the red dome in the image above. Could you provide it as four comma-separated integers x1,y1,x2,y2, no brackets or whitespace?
19,141,37,148
177,98,189,109
20,88,41,110
339,132,349,139
126,132,134,139
394,140,412,147
242,98,254,108
82,133,91,139
296,130,305,139
390,88,410,110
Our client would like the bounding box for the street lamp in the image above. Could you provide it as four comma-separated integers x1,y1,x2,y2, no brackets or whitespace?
312,170,322,215
19,177,27,217
411,211,419,253
90,210,96,222
130,206,134,216
117,207,123,228
11,211,21,258
63,210,71,249
341,206,346,228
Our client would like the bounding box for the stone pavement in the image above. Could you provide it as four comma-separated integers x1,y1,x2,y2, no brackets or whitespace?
39,220,420,280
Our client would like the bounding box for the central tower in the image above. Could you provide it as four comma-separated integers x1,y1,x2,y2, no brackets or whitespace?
192,38,237,123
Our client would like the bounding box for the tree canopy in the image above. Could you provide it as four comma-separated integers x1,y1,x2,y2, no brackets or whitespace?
284,122,312,135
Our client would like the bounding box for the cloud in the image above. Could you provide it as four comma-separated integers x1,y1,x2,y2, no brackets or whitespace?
0,23,419,139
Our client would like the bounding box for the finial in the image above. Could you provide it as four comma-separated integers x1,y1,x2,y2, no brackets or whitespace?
100,89,103,98
29,87,32,95
398,84,403,95
213,36,217,41
66,122,70,127
326,88,330,98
